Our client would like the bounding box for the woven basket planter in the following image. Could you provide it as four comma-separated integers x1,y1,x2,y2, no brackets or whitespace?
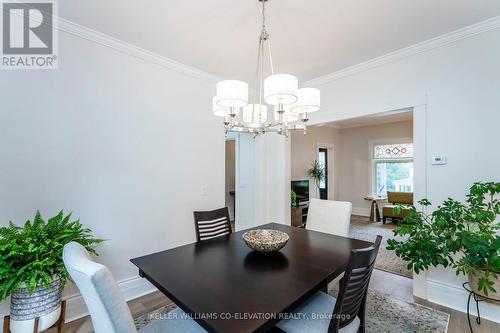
9,278,62,332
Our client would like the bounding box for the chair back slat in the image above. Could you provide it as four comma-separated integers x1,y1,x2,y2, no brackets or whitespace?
329,235,382,333
193,207,232,241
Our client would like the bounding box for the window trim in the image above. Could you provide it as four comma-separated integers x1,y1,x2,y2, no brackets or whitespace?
368,138,413,197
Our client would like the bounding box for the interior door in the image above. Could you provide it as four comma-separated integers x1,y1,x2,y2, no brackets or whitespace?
318,148,328,200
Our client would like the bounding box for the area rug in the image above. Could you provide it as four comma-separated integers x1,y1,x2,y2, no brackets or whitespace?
134,289,449,333
328,285,449,333
349,216,413,278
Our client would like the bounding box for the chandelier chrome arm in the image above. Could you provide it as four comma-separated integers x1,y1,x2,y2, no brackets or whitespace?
213,0,320,138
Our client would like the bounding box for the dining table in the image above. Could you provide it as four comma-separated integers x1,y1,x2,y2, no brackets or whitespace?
130,222,372,333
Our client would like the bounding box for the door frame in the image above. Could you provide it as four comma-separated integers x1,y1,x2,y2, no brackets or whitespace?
316,142,335,200
225,133,237,224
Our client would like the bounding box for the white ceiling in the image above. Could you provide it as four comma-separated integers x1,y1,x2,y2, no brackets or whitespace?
319,109,413,129
61,0,500,82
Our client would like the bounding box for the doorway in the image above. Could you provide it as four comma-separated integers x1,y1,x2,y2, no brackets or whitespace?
225,138,236,229
318,148,328,199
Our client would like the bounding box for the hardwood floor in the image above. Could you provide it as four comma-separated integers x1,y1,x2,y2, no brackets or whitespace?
370,269,500,333
54,269,500,333
49,292,172,333
52,217,500,333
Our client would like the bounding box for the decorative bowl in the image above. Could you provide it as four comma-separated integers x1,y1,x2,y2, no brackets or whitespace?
242,229,289,253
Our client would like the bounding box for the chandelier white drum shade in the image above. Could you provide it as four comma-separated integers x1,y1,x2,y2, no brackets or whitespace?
243,104,268,127
291,88,321,114
213,96,235,117
212,0,320,137
264,74,298,106
216,80,249,108
274,105,299,123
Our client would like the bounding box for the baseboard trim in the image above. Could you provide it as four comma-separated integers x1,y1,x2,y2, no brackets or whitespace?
426,279,500,324
351,207,370,217
64,276,157,323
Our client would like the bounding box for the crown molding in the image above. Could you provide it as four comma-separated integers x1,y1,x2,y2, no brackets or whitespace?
56,17,220,83
304,16,500,87
48,13,500,86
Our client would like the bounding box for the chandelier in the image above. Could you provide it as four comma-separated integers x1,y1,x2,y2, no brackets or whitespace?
212,0,320,138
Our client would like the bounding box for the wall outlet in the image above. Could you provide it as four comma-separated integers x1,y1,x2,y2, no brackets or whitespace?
431,156,447,165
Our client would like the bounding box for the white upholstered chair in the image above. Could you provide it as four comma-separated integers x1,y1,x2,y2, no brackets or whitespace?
306,199,353,290
62,242,206,333
306,199,352,237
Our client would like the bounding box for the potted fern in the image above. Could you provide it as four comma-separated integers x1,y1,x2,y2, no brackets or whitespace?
387,182,500,300
0,211,102,332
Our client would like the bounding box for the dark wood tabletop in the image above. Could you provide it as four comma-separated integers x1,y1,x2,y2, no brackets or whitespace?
130,223,372,333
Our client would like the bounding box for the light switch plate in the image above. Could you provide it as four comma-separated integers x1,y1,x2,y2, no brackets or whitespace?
431,156,447,165
201,185,208,196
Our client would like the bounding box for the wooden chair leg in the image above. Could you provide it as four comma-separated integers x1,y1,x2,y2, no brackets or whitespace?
3,315,10,333
33,318,39,333
57,300,66,333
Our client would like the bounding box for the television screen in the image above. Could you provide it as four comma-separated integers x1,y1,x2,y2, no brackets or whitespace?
291,180,309,204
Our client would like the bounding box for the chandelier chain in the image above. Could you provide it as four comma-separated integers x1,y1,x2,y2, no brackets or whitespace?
261,0,267,33
267,38,274,75
254,0,274,112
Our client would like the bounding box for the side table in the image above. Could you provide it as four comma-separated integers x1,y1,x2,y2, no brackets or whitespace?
363,196,385,222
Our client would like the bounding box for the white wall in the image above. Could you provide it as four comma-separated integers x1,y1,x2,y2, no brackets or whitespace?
262,133,291,225
0,30,224,321
235,132,291,229
235,133,257,231
304,27,500,321
291,126,339,201
336,120,413,215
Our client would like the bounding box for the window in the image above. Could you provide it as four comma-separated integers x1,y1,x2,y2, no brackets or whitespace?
374,143,413,159
373,143,413,196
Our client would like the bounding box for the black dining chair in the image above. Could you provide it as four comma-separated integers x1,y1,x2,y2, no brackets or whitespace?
276,235,382,333
193,207,232,242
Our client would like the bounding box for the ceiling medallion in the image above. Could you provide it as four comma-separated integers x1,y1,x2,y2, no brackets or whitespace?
212,0,320,138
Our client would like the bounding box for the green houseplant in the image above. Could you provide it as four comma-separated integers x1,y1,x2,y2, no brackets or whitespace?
291,190,297,208
387,182,500,299
0,211,102,330
307,160,325,191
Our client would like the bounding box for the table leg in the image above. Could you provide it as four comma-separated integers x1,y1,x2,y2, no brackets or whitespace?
369,201,376,222
374,201,381,222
